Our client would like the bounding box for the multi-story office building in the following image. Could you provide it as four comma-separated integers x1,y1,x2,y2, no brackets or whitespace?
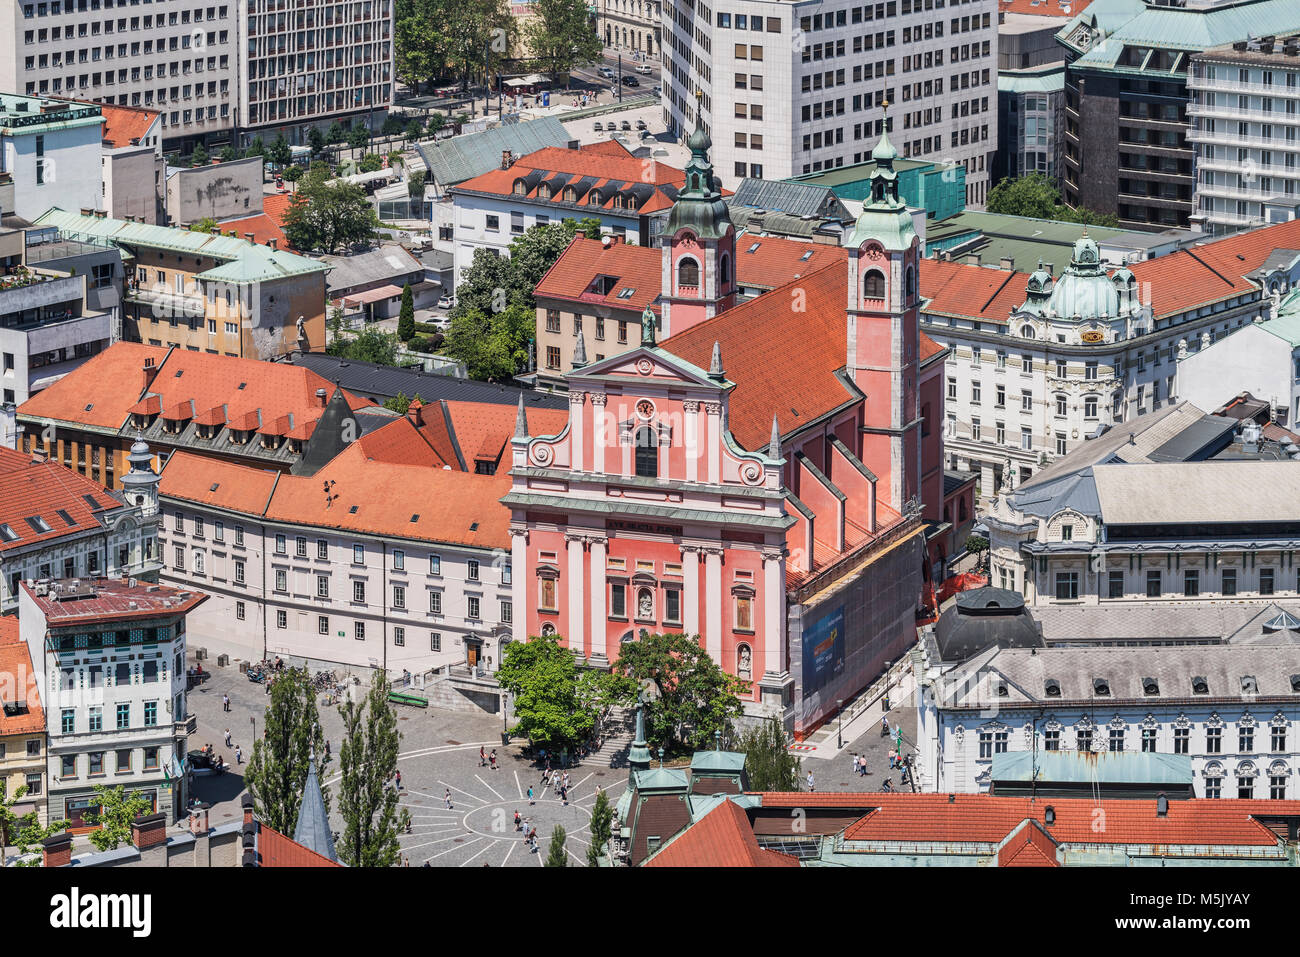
0,439,161,613
600,0,663,56
1058,0,1300,231
1189,36,1300,235
995,10,1071,189
19,576,204,827
238,0,393,146
0,94,104,222
0,0,237,150
659,0,999,203
921,217,1300,495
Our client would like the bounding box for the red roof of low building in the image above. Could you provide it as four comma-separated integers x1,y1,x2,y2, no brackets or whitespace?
644,800,800,868
445,401,569,472
218,212,290,250
0,447,125,554
998,820,1061,867
21,342,170,429
257,824,342,867
158,452,281,515
22,578,208,626
997,0,1091,16
60,98,158,149
262,193,293,228
0,617,45,736
920,258,1031,324
535,237,664,312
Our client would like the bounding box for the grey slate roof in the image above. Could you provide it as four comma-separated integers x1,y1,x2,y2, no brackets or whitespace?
1032,601,1270,644
293,758,337,862
1145,414,1237,462
321,244,424,297
727,178,853,221
933,587,1044,663
417,117,575,188
285,352,568,410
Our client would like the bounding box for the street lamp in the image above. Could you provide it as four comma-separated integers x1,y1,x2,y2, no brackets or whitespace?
250,715,256,746
501,690,510,746
837,699,844,749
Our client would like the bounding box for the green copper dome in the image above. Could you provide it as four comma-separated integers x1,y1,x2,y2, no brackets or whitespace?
662,95,732,241
1044,231,1118,320
846,121,915,250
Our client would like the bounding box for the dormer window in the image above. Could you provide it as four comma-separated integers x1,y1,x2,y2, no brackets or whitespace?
1045,678,1060,697
1093,678,1110,696
1192,676,1209,695
1142,677,1159,696
513,179,527,195
588,190,601,205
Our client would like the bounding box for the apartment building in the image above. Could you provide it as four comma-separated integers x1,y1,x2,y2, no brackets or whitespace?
1189,36,1300,235
601,0,663,55
995,9,1072,189
659,0,998,203
921,217,1300,495
0,617,46,826
19,577,204,826
0,94,104,222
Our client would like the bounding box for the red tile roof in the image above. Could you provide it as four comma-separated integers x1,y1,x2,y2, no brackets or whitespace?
445,401,569,470
998,820,1060,867
218,212,290,250
0,617,45,737
644,800,799,867
920,258,1030,325
734,235,848,290
751,792,881,809
840,793,1300,847
452,143,690,215
158,453,281,515
262,193,293,228
535,237,664,312
997,0,1090,16
663,263,853,450
257,825,342,867
22,578,208,626
0,447,125,554
19,343,372,434
59,98,157,148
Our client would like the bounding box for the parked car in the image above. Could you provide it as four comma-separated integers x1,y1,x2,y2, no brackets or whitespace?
635,64,653,75
652,85,662,97
598,66,615,78
636,118,648,130
621,120,632,131
437,295,454,310
593,120,604,132
621,76,640,87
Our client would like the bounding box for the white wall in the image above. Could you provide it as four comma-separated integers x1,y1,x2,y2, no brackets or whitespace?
3,122,102,221
1177,322,1293,421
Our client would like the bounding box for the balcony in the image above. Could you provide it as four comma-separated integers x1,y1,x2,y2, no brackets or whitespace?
1189,76,1300,100
174,713,198,736
1186,102,1300,126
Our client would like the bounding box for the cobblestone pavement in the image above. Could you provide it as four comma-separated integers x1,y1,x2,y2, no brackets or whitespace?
185,655,630,865
797,693,920,794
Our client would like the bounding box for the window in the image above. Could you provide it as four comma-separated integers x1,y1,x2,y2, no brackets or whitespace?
316,575,329,598
1044,728,1060,751
1174,727,1189,754
1054,572,1078,600
430,591,443,614
275,533,286,555
318,615,329,636
1261,567,1275,595
353,581,366,604
1240,725,1255,752
665,589,680,623
1206,726,1222,754
235,526,244,547
1060,525,1072,541
144,747,159,771
1084,395,1098,419
501,601,512,623
611,583,626,619
295,536,307,557
431,633,442,652
1109,727,1125,752
1272,775,1287,800
635,427,658,478
1021,390,1032,412
1077,729,1093,752
1273,724,1287,752
61,755,76,778
468,596,480,619
115,749,131,774
677,258,700,286
1146,570,1161,598
317,539,329,560
1054,394,1067,417
467,559,479,581
274,569,287,592
393,585,406,609
735,595,754,631
144,702,157,727
393,550,405,571
236,600,245,620
89,752,104,777
430,554,441,576
1223,568,1237,596
1238,776,1254,799
1141,728,1157,752
89,707,102,732
863,270,885,299
1108,569,1124,599
61,709,74,734
977,729,1007,758
353,544,365,565
355,622,366,641
276,610,287,629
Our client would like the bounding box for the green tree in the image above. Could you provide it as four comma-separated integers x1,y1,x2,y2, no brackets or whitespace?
244,667,328,836
497,634,606,749
191,217,220,235
427,112,447,136
307,126,327,156
190,142,209,167
336,671,409,867
283,164,305,190
326,121,347,144
383,391,424,414
408,169,426,199
544,824,568,867
445,0,515,91
284,166,379,253
406,117,425,141
244,134,265,158
82,785,155,852
527,0,602,83
613,633,748,753
964,533,989,558
729,718,801,792
585,788,613,866
442,302,534,381
219,144,238,162
347,125,371,150
394,0,455,96
382,114,407,137
0,781,64,866
397,283,416,340
267,133,293,169
986,173,1120,228
358,153,384,173
327,326,401,365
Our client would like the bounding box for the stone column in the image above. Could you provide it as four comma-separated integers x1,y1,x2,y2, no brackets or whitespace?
566,534,586,659
589,536,608,666
705,401,721,484
569,391,586,472
703,545,724,664
683,399,700,483
762,547,787,677
590,393,607,474
509,527,528,643
681,544,700,638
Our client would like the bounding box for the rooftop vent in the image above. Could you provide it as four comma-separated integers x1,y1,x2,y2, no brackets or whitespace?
1241,675,1258,695
1044,806,1055,826
1156,793,1169,817
1291,674,1300,693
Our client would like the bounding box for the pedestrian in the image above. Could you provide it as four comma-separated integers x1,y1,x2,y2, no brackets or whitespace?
563,771,570,790
514,810,522,831
395,769,402,791
880,716,890,738
887,748,896,770
553,773,562,796
806,771,815,792
848,752,857,777
561,785,568,806
489,750,497,770
235,744,242,764
527,785,535,805
480,746,487,767
325,739,331,760
444,788,453,810
224,728,232,747
222,693,230,712
883,693,890,712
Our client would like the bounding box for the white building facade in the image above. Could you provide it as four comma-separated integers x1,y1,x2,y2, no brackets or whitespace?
0,95,104,222
600,0,662,55
659,0,998,201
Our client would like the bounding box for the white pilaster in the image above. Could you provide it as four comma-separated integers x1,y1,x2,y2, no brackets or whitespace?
683,400,699,483
589,536,608,665
566,534,586,658
682,544,700,638
591,393,607,474
706,401,721,484
762,547,786,676
704,546,723,664
509,527,528,643
570,391,585,472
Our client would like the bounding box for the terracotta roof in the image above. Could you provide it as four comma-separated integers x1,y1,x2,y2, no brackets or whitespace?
158,452,280,515
20,342,170,429
535,237,664,312
356,415,452,469
261,193,293,228
920,258,1030,324
662,263,854,450
61,98,157,149
22,578,208,625
444,401,569,471
997,0,1090,16
919,332,946,362
218,212,290,250
841,793,1300,847
0,447,125,554
19,343,372,434
451,143,689,215
0,617,45,737
998,820,1060,867
751,792,881,809
644,800,800,867
257,824,342,867
580,139,637,158
734,235,847,289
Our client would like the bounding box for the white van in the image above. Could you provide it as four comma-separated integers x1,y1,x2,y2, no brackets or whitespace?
636,64,653,75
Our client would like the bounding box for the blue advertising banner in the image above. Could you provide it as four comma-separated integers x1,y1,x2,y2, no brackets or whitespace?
801,605,845,695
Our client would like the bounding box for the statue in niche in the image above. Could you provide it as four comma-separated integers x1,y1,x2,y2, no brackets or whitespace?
737,645,752,680
638,588,653,619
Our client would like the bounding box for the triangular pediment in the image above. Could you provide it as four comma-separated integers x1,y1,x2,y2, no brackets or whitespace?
568,346,724,389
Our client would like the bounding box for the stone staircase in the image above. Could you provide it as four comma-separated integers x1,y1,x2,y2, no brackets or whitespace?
585,730,633,768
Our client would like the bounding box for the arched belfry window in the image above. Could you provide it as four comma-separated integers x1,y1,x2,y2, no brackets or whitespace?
864,269,885,299
719,253,732,286
635,427,658,477
906,265,916,299
678,257,700,287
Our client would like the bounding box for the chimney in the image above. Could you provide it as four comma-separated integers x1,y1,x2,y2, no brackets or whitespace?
241,792,255,828
142,355,159,393
315,387,328,408
130,811,168,851
501,149,514,169
407,399,424,428
41,832,74,867
30,448,47,465
189,802,210,836
1000,256,1015,271
95,209,107,219
79,207,92,216
267,238,277,250
244,232,255,243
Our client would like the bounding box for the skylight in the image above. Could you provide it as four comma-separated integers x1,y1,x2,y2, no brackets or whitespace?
55,509,76,528
25,515,51,534
747,242,761,254
616,287,635,299
81,494,102,510
0,524,18,543
800,250,814,261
